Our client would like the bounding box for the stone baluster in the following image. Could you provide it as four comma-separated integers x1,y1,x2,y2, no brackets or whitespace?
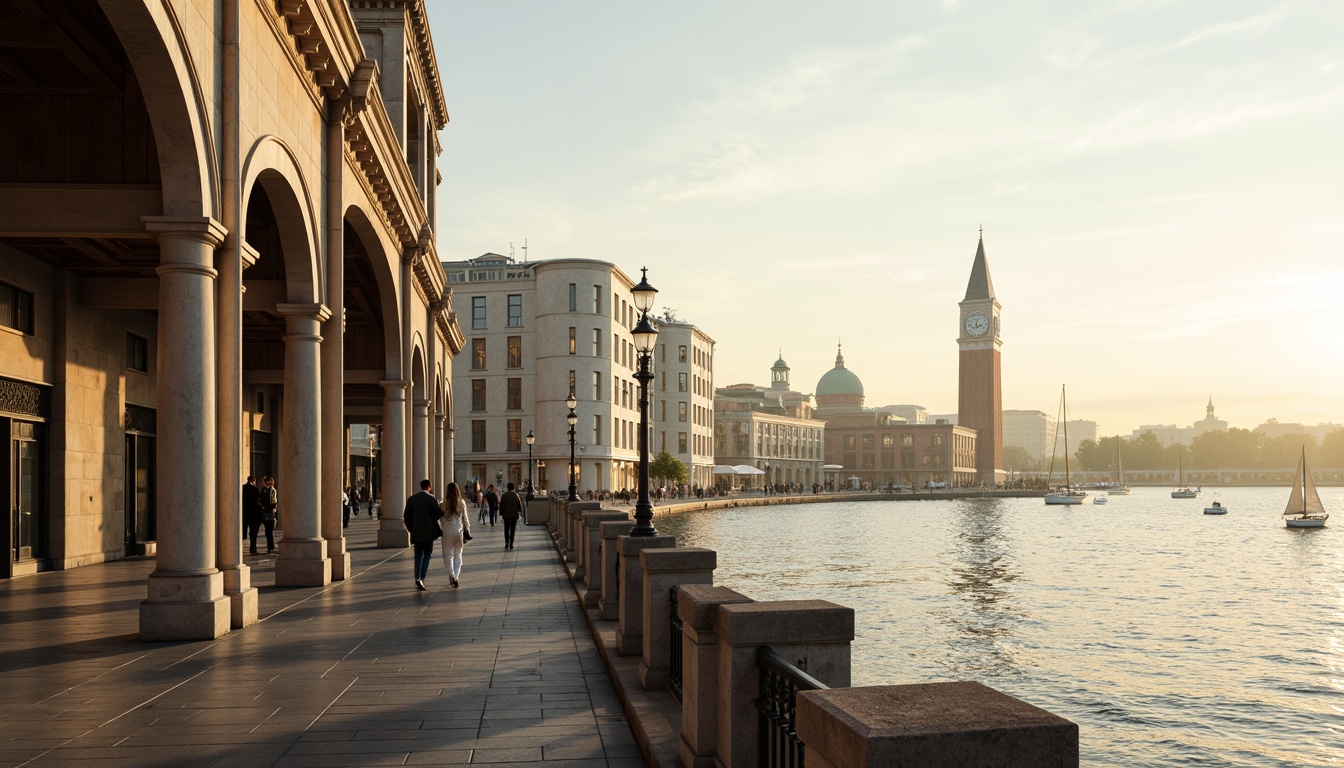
598,520,636,621
639,547,716,688
676,585,753,768
715,600,854,768
616,533,675,655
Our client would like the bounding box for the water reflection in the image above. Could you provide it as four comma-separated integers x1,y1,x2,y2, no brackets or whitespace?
939,499,1023,677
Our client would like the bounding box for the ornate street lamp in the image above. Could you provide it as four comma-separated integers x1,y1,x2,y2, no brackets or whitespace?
566,390,579,502
630,268,659,536
525,429,535,500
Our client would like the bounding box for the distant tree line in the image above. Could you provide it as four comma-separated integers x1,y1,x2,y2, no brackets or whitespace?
1069,428,1344,472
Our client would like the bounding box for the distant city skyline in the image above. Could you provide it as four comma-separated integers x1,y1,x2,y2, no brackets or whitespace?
428,1,1344,435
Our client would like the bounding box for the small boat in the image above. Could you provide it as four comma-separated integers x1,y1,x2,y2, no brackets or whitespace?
1093,494,1109,505
1171,445,1199,499
1109,439,1130,495
1284,448,1328,529
1203,500,1227,515
1044,385,1087,506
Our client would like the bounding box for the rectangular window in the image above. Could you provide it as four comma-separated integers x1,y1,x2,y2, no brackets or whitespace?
933,434,945,446
613,375,619,404
471,296,486,329
471,379,487,411
594,371,602,402
593,328,601,356
594,285,602,314
679,345,688,363
126,333,148,373
507,336,522,368
569,370,576,396
613,333,620,366
472,463,487,483
507,294,522,327
471,420,486,452
569,283,577,312
472,338,487,369
507,378,522,410
679,402,688,422
678,372,688,392
594,415,602,444
679,432,688,453
660,401,666,421
844,435,857,450
569,327,576,355
882,435,894,448
862,434,875,449
0,281,34,335
507,419,522,452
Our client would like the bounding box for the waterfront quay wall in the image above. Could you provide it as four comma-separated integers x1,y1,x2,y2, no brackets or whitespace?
653,488,1046,518
548,498,1078,768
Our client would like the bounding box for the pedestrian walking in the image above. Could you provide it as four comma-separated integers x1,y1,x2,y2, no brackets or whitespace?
402,478,442,590
439,482,471,588
499,482,522,549
485,484,500,526
242,475,264,554
342,486,351,528
259,476,279,553
477,486,487,524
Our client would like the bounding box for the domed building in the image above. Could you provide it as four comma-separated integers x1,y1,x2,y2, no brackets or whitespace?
814,344,865,410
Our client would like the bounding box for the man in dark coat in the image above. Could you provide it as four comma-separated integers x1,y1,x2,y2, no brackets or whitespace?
242,476,264,554
485,484,500,526
499,482,523,550
402,478,442,590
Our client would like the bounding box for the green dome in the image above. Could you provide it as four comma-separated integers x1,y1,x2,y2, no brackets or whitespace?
816,345,863,397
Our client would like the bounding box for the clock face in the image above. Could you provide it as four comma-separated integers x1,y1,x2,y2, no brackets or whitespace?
964,311,990,337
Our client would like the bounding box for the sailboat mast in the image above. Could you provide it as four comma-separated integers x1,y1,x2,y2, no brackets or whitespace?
1062,385,1071,487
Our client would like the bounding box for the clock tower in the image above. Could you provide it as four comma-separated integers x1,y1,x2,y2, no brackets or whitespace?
957,233,1005,486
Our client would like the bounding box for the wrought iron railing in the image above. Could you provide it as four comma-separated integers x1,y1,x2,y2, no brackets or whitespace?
669,586,684,701
757,646,829,768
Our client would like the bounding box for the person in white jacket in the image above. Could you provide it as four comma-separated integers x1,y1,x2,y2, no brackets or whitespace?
439,482,472,588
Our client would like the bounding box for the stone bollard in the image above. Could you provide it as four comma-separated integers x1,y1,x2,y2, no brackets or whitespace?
615,534,675,655
580,511,629,602
676,585,752,768
715,600,854,768
598,520,636,621
640,548,716,689
525,495,551,526
796,682,1080,768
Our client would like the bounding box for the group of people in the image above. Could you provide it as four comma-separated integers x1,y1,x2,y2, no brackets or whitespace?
241,475,279,554
403,480,525,591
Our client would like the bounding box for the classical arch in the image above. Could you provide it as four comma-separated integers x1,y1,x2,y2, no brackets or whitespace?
344,204,402,375
241,137,321,303
99,0,217,217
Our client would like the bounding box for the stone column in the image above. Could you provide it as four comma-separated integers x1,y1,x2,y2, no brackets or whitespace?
796,683,1079,768
412,398,429,485
640,548,716,688
217,240,258,628
322,305,350,582
598,520,636,621
715,600,854,768
139,215,230,641
377,380,410,548
677,585,753,768
616,533,675,655
433,414,446,494
273,304,332,587
580,511,629,605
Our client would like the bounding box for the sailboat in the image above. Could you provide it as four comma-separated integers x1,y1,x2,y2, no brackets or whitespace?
1283,448,1328,528
1044,385,1087,505
1171,445,1198,499
1109,438,1131,495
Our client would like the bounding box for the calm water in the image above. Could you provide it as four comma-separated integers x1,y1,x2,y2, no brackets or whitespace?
653,487,1344,767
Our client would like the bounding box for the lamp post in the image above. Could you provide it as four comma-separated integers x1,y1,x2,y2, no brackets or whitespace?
630,267,659,536
566,390,579,502
525,429,535,500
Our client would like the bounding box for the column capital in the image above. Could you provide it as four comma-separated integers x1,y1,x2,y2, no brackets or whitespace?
381,380,409,395
143,215,227,248
241,242,260,270
276,303,332,323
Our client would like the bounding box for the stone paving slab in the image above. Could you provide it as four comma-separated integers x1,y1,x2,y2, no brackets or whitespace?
0,515,645,767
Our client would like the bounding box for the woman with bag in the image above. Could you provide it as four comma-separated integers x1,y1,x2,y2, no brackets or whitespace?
439,482,472,589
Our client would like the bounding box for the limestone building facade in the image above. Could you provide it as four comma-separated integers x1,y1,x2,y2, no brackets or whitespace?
713,355,825,488
651,316,716,489
0,0,463,641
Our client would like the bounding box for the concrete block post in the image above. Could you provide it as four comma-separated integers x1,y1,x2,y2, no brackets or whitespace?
581,511,629,605
715,600,855,768
565,501,600,561
640,548,716,689
616,534,676,655
598,520,636,621
525,496,551,526
677,586,753,768
796,682,1080,768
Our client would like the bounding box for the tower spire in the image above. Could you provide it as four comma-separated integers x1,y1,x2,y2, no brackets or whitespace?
964,230,996,301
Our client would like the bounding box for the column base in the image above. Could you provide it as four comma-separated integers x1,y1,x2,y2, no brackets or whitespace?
377,519,409,548
274,538,332,587
139,570,229,641
220,564,258,629
639,660,669,689
616,629,642,656
678,735,716,768
327,538,352,580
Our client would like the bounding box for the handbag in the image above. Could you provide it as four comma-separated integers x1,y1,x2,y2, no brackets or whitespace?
463,529,473,542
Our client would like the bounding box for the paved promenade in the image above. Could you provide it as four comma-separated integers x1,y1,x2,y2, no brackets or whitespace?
0,515,644,768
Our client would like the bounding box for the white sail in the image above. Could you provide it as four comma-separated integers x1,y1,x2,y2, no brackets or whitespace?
1302,455,1327,516
1283,458,1304,516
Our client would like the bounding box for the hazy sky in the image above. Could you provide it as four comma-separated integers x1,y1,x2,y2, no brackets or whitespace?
427,1,1343,436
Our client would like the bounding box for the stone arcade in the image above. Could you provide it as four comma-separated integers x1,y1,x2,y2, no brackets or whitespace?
0,0,463,640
